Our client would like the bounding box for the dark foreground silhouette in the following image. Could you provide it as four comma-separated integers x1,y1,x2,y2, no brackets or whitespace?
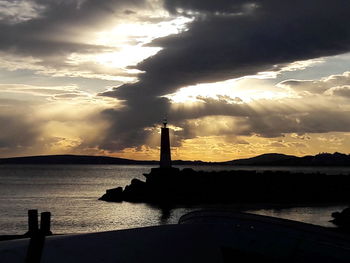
99,168,350,205
2,211,350,262
331,207,350,230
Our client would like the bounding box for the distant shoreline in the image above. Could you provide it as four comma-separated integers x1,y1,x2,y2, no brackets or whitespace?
1,152,350,166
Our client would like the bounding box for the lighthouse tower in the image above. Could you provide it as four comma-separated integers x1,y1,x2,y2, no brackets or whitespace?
160,119,172,168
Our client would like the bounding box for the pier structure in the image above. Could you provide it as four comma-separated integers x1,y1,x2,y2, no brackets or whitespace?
160,119,171,168
2,211,350,262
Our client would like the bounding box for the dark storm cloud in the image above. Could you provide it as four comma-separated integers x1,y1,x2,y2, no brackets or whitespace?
100,96,171,150
115,0,350,99
100,0,350,150
163,0,254,16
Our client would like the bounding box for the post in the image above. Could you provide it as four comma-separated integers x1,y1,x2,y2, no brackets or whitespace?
27,209,39,236
26,210,45,263
26,234,45,263
40,212,52,236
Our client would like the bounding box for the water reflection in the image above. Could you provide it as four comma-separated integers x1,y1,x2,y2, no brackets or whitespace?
146,204,174,225
159,206,172,225
245,205,348,228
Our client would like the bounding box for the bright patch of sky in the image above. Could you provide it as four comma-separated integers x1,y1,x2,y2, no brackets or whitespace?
165,53,350,104
0,13,192,94
275,52,350,82
81,16,192,78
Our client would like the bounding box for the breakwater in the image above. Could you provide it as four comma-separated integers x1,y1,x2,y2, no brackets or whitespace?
100,168,350,205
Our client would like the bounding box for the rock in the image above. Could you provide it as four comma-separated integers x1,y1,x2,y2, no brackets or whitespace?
331,207,350,229
99,187,123,202
123,179,147,202
131,178,146,187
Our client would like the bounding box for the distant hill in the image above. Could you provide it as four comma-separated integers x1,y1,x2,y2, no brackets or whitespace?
0,155,156,165
0,152,349,166
224,152,350,166
223,153,297,165
274,152,350,166
0,155,211,165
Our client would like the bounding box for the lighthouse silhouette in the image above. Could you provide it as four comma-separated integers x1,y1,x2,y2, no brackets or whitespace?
160,119,172,168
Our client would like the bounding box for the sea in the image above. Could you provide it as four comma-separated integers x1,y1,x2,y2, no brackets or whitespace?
0,164,349,235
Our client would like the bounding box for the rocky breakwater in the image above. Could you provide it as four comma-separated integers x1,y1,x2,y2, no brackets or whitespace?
99,167,181,203
100,168,350,205
331,207,350,230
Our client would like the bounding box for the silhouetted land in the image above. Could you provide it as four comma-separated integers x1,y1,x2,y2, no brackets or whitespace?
100,167,350,205
0,155,205,165
0,155,154,165
1,152,350,166
224,152,350,166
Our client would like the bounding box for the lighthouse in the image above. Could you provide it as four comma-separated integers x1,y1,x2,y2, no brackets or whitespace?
160,119,172,168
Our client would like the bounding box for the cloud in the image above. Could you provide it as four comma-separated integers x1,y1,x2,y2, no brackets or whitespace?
102,82,350,152
279,72,350,95
0,114,38,148
0,0,45,24
327,86,350,97
0,81,120,157
3,1,350,156
0,83,79,95
290,133,311,140
0,84,111,106
0,89,113,157
1,1,107,54
268,142,286,148
168,94,350,139
0,97,42,155
0,0,152,80
163,0,255,15
100,0,350,151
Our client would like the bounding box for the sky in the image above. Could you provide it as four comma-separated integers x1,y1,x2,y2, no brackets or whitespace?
1,0,350,161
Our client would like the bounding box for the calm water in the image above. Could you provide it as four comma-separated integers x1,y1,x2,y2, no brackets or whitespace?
0,165,349,235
